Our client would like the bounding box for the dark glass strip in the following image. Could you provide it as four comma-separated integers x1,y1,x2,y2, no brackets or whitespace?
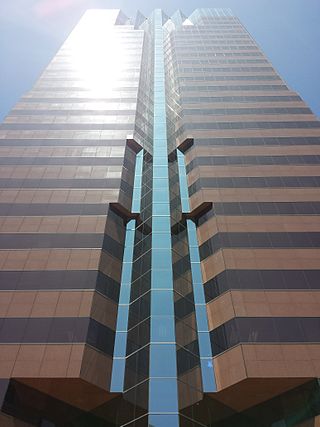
176,52,264,58
20,97,137,102
204,269,320,301
0,157,124,165
177,122,320,137
199,232,320,260
195,137,320,146
219,201,320,215
0,203,108,216
177,59,268,64
30,86,138,92
0,178,121,188
197,202,320,224
182,107,311,115
10,110,136,116
0,123,134,131
178,67,274,72
187,155,320,171
179,75,281,81
175,67,274,71
176,46,259,51
0,270,119,301
0,317,115,356
0,234,123,257
181,95,301,103
210,317,320,356
181,84,288,91
189,176,320,195
0,139,126,147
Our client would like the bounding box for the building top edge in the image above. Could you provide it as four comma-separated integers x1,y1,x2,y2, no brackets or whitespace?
79,8,235,29
82,8,234,20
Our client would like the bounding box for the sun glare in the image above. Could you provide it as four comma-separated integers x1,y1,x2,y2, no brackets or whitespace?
65,10,128,95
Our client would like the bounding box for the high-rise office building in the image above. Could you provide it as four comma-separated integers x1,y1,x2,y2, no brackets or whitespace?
0,7,320,427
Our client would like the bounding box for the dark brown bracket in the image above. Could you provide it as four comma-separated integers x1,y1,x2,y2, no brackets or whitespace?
168,149,177,162
168,138,194,162
177,137,194,153
109,202,140,225
126,136,143,154
182,201,213,223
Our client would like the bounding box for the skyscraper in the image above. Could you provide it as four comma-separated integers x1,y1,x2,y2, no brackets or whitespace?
0,7,320,426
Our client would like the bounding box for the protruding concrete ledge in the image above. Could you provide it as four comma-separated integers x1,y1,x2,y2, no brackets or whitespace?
178,137,194,153
183,201,213,222
109,202,140,224
126,136,143,154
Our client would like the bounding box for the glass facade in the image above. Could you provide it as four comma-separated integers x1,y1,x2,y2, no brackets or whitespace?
0,7,320,427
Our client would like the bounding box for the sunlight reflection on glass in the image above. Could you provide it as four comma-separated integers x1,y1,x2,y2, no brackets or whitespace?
65,10,129,96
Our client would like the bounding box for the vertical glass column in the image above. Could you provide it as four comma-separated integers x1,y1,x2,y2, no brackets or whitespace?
111,150,143,393
148,9,179,426
177,150,217,392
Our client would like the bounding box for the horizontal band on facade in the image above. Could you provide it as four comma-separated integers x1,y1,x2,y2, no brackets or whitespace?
9,110,137,116
192,136,320,146
0,124,135,131
0,233,123,256
0,178,124,189
182,107,311,116
0,270,120,301
203,269,320,302
0,203,109,216
176,53,265,59
32,84,139,93
179,76,281,82
181,95,301,103
30,86,139,92
172,35,256,41
0,215,108,234
186,155,320,171
176,45,259,51
210,317,320,357
0,190,120,205
201,249,320,283
199,202,320,222
0,317,115,356
189,166,320,181
0,291,118,332
172,35,252,40
177,67,274,73
198,205,320,228
0,139,126,147
197,216,320,242
176,59,269,65
0,157,124,165
178,122,320,137
181,84,287,91
20,97,138,103
207,290,320,331
189,176,320,195
199,232,320,260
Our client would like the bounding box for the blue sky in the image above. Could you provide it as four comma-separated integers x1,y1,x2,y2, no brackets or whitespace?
0,0,319,121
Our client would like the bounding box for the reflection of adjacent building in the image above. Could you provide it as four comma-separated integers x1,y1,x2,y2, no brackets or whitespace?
0,8,320,427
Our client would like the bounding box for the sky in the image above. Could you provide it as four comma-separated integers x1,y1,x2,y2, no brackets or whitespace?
0,0,320,121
